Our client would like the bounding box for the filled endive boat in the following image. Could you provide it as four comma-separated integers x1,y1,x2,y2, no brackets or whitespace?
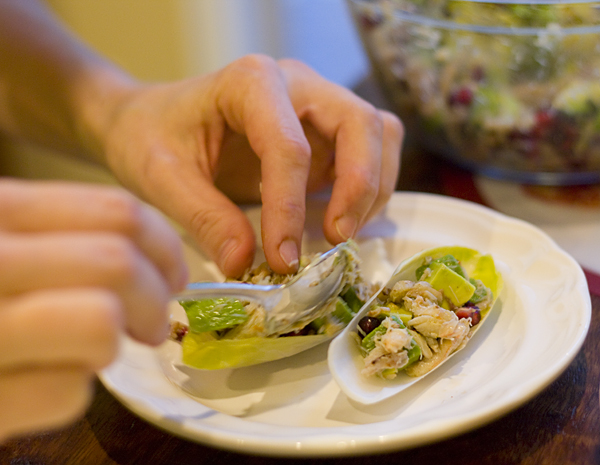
169,241,375,370
328,245,503,404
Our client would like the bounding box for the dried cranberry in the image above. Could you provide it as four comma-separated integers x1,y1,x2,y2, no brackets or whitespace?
455,307,481,326
173,325,188,342
358,316,381,336
448,87,473,107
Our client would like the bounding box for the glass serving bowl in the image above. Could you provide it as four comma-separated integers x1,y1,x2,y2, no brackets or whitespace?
347,0,600,184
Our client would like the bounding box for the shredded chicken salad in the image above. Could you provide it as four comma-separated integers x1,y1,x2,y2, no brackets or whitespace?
354,253,495,379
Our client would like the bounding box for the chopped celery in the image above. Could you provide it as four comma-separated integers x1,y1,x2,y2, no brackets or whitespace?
361,324,387,352
406,340,422,366
309,317,326,331
333,298,355,324
342,286,365,313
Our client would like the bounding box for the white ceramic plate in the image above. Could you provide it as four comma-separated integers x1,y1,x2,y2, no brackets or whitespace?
99,192,591,458
474,175,600,276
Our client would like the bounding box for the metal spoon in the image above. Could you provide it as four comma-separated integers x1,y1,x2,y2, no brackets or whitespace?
174,242,350,335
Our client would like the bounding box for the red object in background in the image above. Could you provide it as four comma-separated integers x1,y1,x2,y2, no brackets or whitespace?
439,164,488,206
583,268,600,297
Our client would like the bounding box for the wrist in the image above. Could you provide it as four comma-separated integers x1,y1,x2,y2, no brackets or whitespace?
71,62,139,166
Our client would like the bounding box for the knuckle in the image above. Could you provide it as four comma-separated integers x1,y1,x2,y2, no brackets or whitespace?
239,53,277,70
281,134,312,168
227,54,278,79
348,165,380,200
358,103,385,135
275,196,305,221
383,110,405,142
277,57,312,74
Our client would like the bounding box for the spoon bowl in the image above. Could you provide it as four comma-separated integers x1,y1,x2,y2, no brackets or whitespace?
175,242,350,335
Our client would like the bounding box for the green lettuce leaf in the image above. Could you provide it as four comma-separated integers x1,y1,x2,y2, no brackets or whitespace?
180,297,248,333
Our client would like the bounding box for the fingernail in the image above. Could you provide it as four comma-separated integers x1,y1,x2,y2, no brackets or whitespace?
335,214,358,240
279,239,299,270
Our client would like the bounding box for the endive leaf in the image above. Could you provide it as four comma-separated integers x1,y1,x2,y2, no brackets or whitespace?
328,245,503,404
182,333,331,370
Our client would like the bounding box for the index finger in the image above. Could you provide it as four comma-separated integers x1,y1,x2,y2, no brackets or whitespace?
216,55,312,273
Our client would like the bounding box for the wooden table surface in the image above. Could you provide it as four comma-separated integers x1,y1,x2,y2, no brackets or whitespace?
2,81,599,465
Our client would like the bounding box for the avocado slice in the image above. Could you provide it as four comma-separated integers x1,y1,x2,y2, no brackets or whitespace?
423,262,476,307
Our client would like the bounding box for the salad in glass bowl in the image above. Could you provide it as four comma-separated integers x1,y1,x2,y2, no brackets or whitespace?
347,0,600,184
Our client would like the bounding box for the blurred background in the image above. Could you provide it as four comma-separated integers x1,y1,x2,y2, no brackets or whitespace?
0,0,370,183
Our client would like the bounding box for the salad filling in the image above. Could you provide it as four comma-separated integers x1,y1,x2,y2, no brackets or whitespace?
354,251,496,379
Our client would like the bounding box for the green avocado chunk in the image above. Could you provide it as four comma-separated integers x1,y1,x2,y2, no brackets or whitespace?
423,262,476,307
416,254,466,280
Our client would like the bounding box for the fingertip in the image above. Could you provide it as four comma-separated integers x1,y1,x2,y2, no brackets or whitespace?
334,214,359,242
135,320,169,347
257,238,299,275
218,237,255,278
173,263,190,292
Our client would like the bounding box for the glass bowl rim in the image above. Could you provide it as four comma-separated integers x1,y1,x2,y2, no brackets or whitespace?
347,0,600,35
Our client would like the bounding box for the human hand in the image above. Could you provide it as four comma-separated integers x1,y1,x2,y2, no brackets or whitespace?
97,55,403,277
0,180,187,441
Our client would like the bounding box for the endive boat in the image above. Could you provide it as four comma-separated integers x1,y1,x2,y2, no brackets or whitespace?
328,245,503,404
169,241,375,370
